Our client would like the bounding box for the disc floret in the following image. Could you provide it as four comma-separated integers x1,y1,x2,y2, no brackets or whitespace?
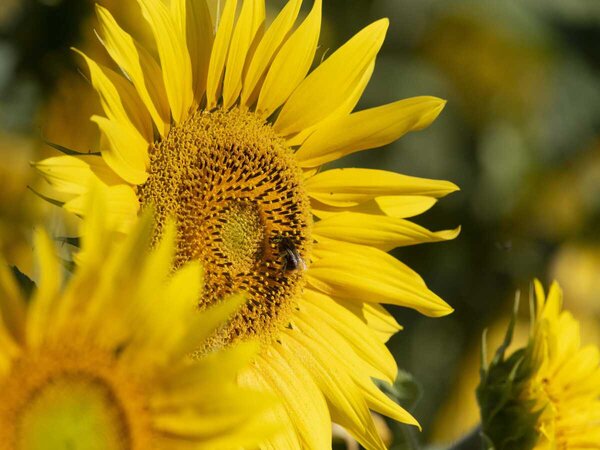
138,108,312,343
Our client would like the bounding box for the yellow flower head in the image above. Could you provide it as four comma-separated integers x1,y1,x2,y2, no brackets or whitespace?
0,196,278,449
35,1,459,447
478,281,600,450
528,281,600,449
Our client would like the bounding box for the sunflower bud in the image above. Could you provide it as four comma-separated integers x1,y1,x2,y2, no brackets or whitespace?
477,281,600,450
476,296,540,450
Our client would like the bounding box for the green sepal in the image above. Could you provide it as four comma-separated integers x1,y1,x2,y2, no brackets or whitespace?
376,369,422,409
10,266,36,300
476,296,541,450
55,236,81,248
43,139,101,157
27,186,65,208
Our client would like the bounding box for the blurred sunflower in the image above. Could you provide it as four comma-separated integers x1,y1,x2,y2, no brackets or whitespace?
0,133,43,275
0,197,278,449
478,281,600,450
551,243,600,318
35,0,459,447
527,281,600,449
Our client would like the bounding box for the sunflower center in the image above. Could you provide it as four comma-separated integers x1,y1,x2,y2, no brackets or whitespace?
17,376,129,450
219,201,265,274
138,108,312,344
0,347,150,450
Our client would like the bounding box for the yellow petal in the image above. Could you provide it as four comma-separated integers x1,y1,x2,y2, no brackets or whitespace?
301,290,397,382
360,377,420,429
154,352,282,447
125,262,203,365
285,59,375,148
74,208,155,344
308,240,453,317
26,230,61,349
256,0,321,118
311,196,440,220
340,301,402,343
222,0,265,109
104,66,154,142
0,315,19,376
295,310,419,430
376,195,440,218
153,388,279,446
274,18,387,136
0,262,26,343
533,277,546,315
170,0,186,34
54,186,113,337
159,343,257,398
553,345,599,389
177,0,214,103
242,0,302,108
138,0,194,123
259,431,302,450
206,0,238,109
282,330,386,450
254,342,332,449
238,366,303,450
296,97,446,167
545,280,563,317
76,184,112,262
95,4,170,135
34,155,121,196
91,115,148,184
314,212,460,251
172,293,247,360
305,168,459,207
74,49,153,144
64,184,139,234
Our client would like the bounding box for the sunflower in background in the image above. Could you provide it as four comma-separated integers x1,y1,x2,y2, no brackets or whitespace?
0,133,43,275
527,281,600,449
432,262,600,447
0,192,280,449
551,243,600,321
478,281,600,450
35,0,459,447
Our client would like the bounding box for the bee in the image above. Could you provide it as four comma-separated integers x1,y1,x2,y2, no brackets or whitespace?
277,236,307,273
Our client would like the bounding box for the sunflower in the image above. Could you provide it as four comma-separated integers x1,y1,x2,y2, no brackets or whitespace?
478,281,600,450
527,281,600,449
35,0,459,447
0,196,279,449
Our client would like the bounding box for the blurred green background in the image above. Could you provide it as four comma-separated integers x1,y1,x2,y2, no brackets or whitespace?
1,0,599,448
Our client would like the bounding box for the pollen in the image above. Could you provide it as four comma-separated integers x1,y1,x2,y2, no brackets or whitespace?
138,108,312,343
